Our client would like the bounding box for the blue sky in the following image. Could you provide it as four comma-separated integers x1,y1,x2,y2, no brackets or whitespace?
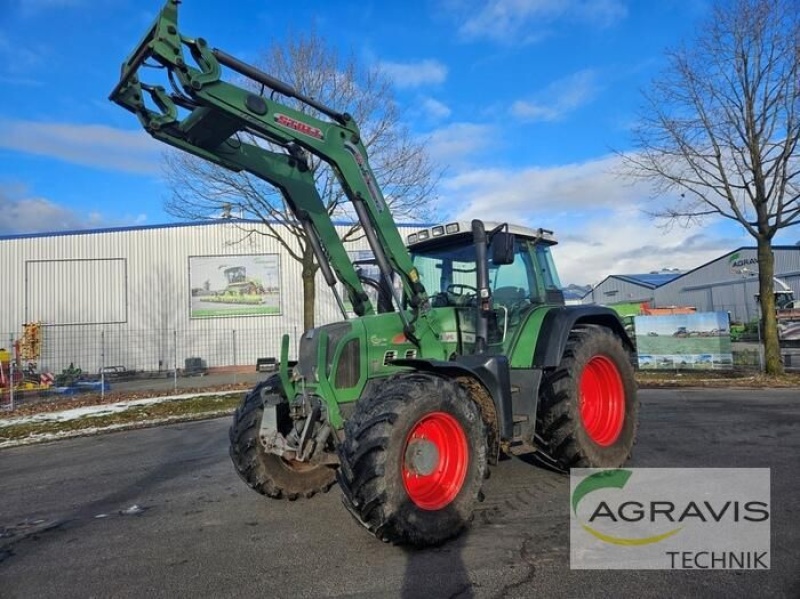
1,0,796,285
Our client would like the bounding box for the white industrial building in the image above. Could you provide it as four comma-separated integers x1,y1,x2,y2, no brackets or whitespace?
0,219,423,375
585,246,800,323
654,246,800,322
5,223,797,377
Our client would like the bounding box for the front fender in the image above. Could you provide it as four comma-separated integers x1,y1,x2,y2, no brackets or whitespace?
531,306,634,368
391,354,513,446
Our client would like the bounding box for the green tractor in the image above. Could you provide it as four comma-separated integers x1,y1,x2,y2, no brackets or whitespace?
111,0,639,547
220,266,265,297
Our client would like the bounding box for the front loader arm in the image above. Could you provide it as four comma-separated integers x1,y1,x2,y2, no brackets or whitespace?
142,115,374,318
110,0,435,341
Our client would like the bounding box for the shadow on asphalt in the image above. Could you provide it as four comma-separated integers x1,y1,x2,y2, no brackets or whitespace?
400,505,474,599
0,430,223,565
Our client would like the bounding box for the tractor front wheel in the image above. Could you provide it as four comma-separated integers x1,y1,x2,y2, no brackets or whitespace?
537,325,638,469
337,373,487,546
229,376,337,500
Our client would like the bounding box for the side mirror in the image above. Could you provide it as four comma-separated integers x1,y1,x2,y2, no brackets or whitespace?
491,232,515,265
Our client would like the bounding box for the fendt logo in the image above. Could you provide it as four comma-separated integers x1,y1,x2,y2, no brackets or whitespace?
570,468,771,570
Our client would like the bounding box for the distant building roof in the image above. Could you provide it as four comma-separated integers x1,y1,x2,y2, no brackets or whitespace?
614,273,683,288
562,287,587,300
0,218,432,242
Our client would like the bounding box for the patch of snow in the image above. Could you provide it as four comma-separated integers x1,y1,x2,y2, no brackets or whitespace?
0,409,235,449
120,504,144,516
0,390,243,428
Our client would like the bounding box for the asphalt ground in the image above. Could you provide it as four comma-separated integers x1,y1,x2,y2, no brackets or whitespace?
0,388,798,598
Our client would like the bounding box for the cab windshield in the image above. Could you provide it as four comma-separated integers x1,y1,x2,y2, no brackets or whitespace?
410,236,558,307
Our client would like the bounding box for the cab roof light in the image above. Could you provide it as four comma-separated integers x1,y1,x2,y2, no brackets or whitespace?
432,226,444,236
407,233,418,244
417,230,430,240
445,223,459,234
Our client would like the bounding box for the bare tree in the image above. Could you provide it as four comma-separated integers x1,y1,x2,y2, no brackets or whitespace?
620,0,799,375
165,29,439,331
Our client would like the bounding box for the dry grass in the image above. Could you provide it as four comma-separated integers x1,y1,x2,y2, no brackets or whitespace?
1,393,243,446
2,370,798,447
635,370,800,388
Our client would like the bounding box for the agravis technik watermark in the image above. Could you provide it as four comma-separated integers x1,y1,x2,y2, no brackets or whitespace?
570,468,770,569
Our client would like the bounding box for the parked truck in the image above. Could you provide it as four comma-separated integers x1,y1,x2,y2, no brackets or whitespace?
754,277,800,347
110,0,639,546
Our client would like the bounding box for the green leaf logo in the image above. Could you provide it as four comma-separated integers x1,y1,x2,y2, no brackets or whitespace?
572,470,682,546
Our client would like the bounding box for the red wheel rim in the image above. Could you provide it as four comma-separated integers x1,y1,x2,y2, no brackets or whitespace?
402,411,469,510
579,355,625,446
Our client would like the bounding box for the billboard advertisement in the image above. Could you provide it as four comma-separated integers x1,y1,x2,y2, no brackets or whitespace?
634,312,733,369
189,254,281,318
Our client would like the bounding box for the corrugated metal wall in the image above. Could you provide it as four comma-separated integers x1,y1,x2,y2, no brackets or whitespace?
584,276,655,305
0,221,422,374
26,258,128,325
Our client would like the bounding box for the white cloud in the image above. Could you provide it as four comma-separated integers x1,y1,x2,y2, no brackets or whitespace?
379,59,448,88
550,211,736,286
443,154,639,216
0,186,149,236
0,194,84,235
424,122,496,165
447,0,627,44
437,153,743,285
0,120,161,174
420,97,452,120
511,69,600,122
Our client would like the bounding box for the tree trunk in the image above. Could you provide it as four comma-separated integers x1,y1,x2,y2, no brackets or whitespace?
757,238,783,376
301,247,319,333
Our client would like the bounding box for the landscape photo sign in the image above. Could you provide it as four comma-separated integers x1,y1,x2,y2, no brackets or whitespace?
189,254,281,318
634,312,733,369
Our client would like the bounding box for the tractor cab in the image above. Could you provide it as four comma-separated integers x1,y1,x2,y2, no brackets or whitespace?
224,266,247,284
408,222,564,351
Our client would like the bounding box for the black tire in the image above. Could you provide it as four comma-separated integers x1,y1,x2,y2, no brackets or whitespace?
537,325,638,469
337,373,488,546
229,375,336,500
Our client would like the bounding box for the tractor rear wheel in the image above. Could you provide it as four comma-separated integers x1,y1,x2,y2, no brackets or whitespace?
537,325,638,469
337,373,487,546
229,375,336,500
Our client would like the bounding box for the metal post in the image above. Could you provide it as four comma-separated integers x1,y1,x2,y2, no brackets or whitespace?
757,315,764,373
9,355,15,411
6,334,13,411
100,330,105,400
173,329,178,392
232,329,237,386
743,281,750,323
